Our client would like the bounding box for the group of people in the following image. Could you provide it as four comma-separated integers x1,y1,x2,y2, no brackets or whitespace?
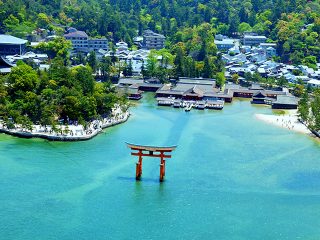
276,117,295,130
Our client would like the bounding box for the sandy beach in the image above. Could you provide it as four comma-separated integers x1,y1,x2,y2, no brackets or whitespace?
255,110,312,135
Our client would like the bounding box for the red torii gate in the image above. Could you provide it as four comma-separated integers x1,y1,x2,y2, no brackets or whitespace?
126,142,177,182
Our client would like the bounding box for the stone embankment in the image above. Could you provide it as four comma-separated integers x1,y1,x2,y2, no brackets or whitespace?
0,109,130,141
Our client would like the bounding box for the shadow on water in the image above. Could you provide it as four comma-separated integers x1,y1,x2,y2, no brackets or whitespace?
133,177,168,196
117,176,160,183
283,171,320,191
138,92,191,146
163,111,191,146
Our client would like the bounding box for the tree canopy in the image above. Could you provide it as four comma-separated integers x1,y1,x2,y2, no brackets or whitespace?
1,0,320,65
0,60,126,128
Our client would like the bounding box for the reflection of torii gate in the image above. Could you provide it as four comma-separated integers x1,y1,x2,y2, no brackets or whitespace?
126,143,177,182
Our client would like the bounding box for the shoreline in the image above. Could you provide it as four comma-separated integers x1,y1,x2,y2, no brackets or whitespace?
0,109,130,142
255,110,314,136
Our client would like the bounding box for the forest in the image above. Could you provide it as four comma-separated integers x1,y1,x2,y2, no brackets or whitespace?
1,0,320,65
298,89,320,132
1,0,320,76
0,59,126,129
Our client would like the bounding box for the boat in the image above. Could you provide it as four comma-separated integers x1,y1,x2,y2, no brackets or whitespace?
173,100,181,108
196,101,206,110
128,94,142,100
185,103,193,112
157,97,173,106
206,100,224,110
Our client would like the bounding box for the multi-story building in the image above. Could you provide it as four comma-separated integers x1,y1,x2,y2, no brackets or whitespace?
88,38,108,51
0,35,27,56
243,35,267,45
142,30,165,50
214,39,238,51
116,41,129,51
64,28,108,53
64,28,88,51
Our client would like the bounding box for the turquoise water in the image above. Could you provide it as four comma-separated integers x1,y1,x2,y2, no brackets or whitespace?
1,93,320,240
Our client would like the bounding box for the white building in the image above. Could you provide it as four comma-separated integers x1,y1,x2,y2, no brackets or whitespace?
240,45,251,53
126,49,150,75
215,39,238,51
116,41,129,51
5,52,48,64
0,34,28,55
259,43,277,49
266,47,277,58
142,30,165,50
299,65,315,76
64,27,108,53
243,35,267,45
308,79,320,88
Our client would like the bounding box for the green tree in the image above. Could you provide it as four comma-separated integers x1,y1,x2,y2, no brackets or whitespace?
216,72,226,88
293,84,305,97
99,56,112,81
146,52,158,78
35,37,72,60
232,74,239,84
277,76,288,87
6,62,39,98
238,22,252,33
302,56,317,69
72,66,95,95
37,13,50,28
202,57,214,78
298,91,309,123
123,61,133,77
3,14,19,31
310,90,320,131
87,51,97,72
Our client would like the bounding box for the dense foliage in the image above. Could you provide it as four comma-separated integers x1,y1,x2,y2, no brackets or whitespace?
0,60,126,128
0,0,312,39
298,89,320,132
2,0,320,66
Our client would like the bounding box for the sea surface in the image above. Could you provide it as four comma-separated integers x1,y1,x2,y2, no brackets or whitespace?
1,93,320,240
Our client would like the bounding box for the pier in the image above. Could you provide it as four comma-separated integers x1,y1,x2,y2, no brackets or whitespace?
156,98,224,111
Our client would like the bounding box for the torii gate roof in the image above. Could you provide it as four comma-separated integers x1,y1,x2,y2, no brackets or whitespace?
126,142,177,152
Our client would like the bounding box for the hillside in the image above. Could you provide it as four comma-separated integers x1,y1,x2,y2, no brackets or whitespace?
1,0,320,64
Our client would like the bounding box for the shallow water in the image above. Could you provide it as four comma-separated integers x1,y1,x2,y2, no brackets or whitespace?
1,93,320,240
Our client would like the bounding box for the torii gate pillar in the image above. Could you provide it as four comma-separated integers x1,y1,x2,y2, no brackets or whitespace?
135,150,143,180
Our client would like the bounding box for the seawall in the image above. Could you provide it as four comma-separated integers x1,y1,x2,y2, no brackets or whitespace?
0,112,130,142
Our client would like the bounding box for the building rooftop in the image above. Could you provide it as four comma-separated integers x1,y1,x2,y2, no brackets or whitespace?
116,41,128,47
118,78,144,85
143,30,165,39
177,77,216,87
64,31,88,38
260,43,277,47
244,35,267,39
308,79,320,85
252,91,267,98
0,67,12,74
174,83,215,93
90,37,107,40
214,39,236,45
273,95,298,105
0,35,28,45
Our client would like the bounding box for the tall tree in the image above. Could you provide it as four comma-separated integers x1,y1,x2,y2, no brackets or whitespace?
87,51,97,72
